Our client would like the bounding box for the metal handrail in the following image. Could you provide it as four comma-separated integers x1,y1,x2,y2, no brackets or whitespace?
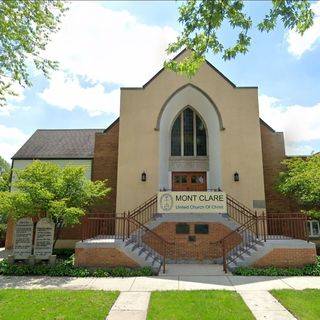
129,216,173,246
213,212,309,273
129,194,157,218
82,213,172,273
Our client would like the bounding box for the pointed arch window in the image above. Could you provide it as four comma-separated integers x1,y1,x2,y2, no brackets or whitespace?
171,108,207,156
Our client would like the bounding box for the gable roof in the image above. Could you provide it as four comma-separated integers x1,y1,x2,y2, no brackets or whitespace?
121,48,258,91
12,129,103,160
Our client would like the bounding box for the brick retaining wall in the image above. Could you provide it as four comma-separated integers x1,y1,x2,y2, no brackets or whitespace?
253,247,316,268
75,247,138,268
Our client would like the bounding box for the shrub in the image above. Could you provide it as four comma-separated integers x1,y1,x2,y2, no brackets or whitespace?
0,257,154,278
234,256,320,276
52,248,75,258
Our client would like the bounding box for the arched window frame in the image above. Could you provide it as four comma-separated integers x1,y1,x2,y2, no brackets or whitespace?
170,106,208,157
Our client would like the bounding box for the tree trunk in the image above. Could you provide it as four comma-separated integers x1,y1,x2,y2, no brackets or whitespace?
53,221,63,249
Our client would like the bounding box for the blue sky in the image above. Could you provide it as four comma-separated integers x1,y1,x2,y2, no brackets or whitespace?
1,1,320,162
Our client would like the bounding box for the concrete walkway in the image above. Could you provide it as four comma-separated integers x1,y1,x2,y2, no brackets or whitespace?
0,274,319,291
106,292,150,320
239,290,297,320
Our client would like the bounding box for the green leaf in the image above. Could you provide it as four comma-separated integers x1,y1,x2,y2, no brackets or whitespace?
166,0,314,76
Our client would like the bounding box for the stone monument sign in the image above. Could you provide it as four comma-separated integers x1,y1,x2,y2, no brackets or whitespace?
13,217,34,259
34,218,55,259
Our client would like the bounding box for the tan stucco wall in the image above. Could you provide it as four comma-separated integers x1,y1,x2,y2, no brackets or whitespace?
116,50,265,212
12,159,92,180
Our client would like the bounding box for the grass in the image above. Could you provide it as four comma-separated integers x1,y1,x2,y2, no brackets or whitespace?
0,289,119,320
147,290,255,320
271,289,320,320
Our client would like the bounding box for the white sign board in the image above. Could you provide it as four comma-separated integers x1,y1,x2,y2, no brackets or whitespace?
13,217,33,259
157,191,227,214
34,218,55,259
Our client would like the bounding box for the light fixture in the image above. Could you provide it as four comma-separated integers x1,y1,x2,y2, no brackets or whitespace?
141,171,147,182
234,172,239,182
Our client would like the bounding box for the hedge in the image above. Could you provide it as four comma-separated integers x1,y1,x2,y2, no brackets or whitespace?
0,255,154,277
234,256,320,276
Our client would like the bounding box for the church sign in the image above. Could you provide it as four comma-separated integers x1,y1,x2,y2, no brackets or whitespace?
13,217,34,259
157,191,227,214
34,218,55,259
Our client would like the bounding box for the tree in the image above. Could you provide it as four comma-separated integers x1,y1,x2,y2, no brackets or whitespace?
0,0,67,107
0,161,110,247
0,156,10,192
277,154,320,218
166,0,315,76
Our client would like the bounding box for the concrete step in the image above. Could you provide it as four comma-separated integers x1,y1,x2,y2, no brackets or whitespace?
119,241,161,273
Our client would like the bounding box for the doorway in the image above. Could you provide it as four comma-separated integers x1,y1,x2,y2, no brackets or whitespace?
172,172,207,191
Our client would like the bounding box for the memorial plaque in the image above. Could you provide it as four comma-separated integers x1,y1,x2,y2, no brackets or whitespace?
34,218,55,259
13,217,33,259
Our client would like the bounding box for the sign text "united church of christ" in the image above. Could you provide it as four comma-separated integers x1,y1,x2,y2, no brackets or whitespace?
157,191,227,214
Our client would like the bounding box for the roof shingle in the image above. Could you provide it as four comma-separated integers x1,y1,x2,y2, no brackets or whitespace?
12,129,103,159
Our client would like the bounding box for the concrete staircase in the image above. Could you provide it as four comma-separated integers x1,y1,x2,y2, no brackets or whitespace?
120,236,162,273
227,239,265,271
227,239,315,271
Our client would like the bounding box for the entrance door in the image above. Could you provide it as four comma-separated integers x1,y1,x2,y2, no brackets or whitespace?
172,172,207,191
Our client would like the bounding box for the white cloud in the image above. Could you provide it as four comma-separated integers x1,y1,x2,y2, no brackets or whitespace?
45,2,177,86
286,1,320,57
0,104,31,117
259,95,320,145
285,143,314,156
41,2,177,116
40,72,120,116
0,124,28,162
0,105,17,117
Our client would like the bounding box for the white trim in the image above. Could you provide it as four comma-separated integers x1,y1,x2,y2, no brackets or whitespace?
159,85,221,190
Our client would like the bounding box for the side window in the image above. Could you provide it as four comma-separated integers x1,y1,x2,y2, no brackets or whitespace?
308,220,320,237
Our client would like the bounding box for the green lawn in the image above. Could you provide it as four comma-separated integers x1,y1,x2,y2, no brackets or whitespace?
272,289,320,320
0,289,119,320
147,290,255,320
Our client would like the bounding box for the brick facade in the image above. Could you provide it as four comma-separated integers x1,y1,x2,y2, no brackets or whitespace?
55,120,120,243
144,222,242,261
260,120,297,213
253,248,316,268
75,247,139,268
91,119,119,213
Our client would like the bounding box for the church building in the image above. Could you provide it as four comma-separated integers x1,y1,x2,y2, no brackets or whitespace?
6,50,317,272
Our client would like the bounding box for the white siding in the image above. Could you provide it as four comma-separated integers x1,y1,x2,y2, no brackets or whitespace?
12,159,92,180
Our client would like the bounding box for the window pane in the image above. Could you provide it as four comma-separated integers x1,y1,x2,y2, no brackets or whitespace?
183,108,194,156
307,221,311,235
196,115,207,156
171,115,181,156
312,221,319,235
174,175,187,183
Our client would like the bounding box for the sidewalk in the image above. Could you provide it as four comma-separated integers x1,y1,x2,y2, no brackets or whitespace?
0,274,320,291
